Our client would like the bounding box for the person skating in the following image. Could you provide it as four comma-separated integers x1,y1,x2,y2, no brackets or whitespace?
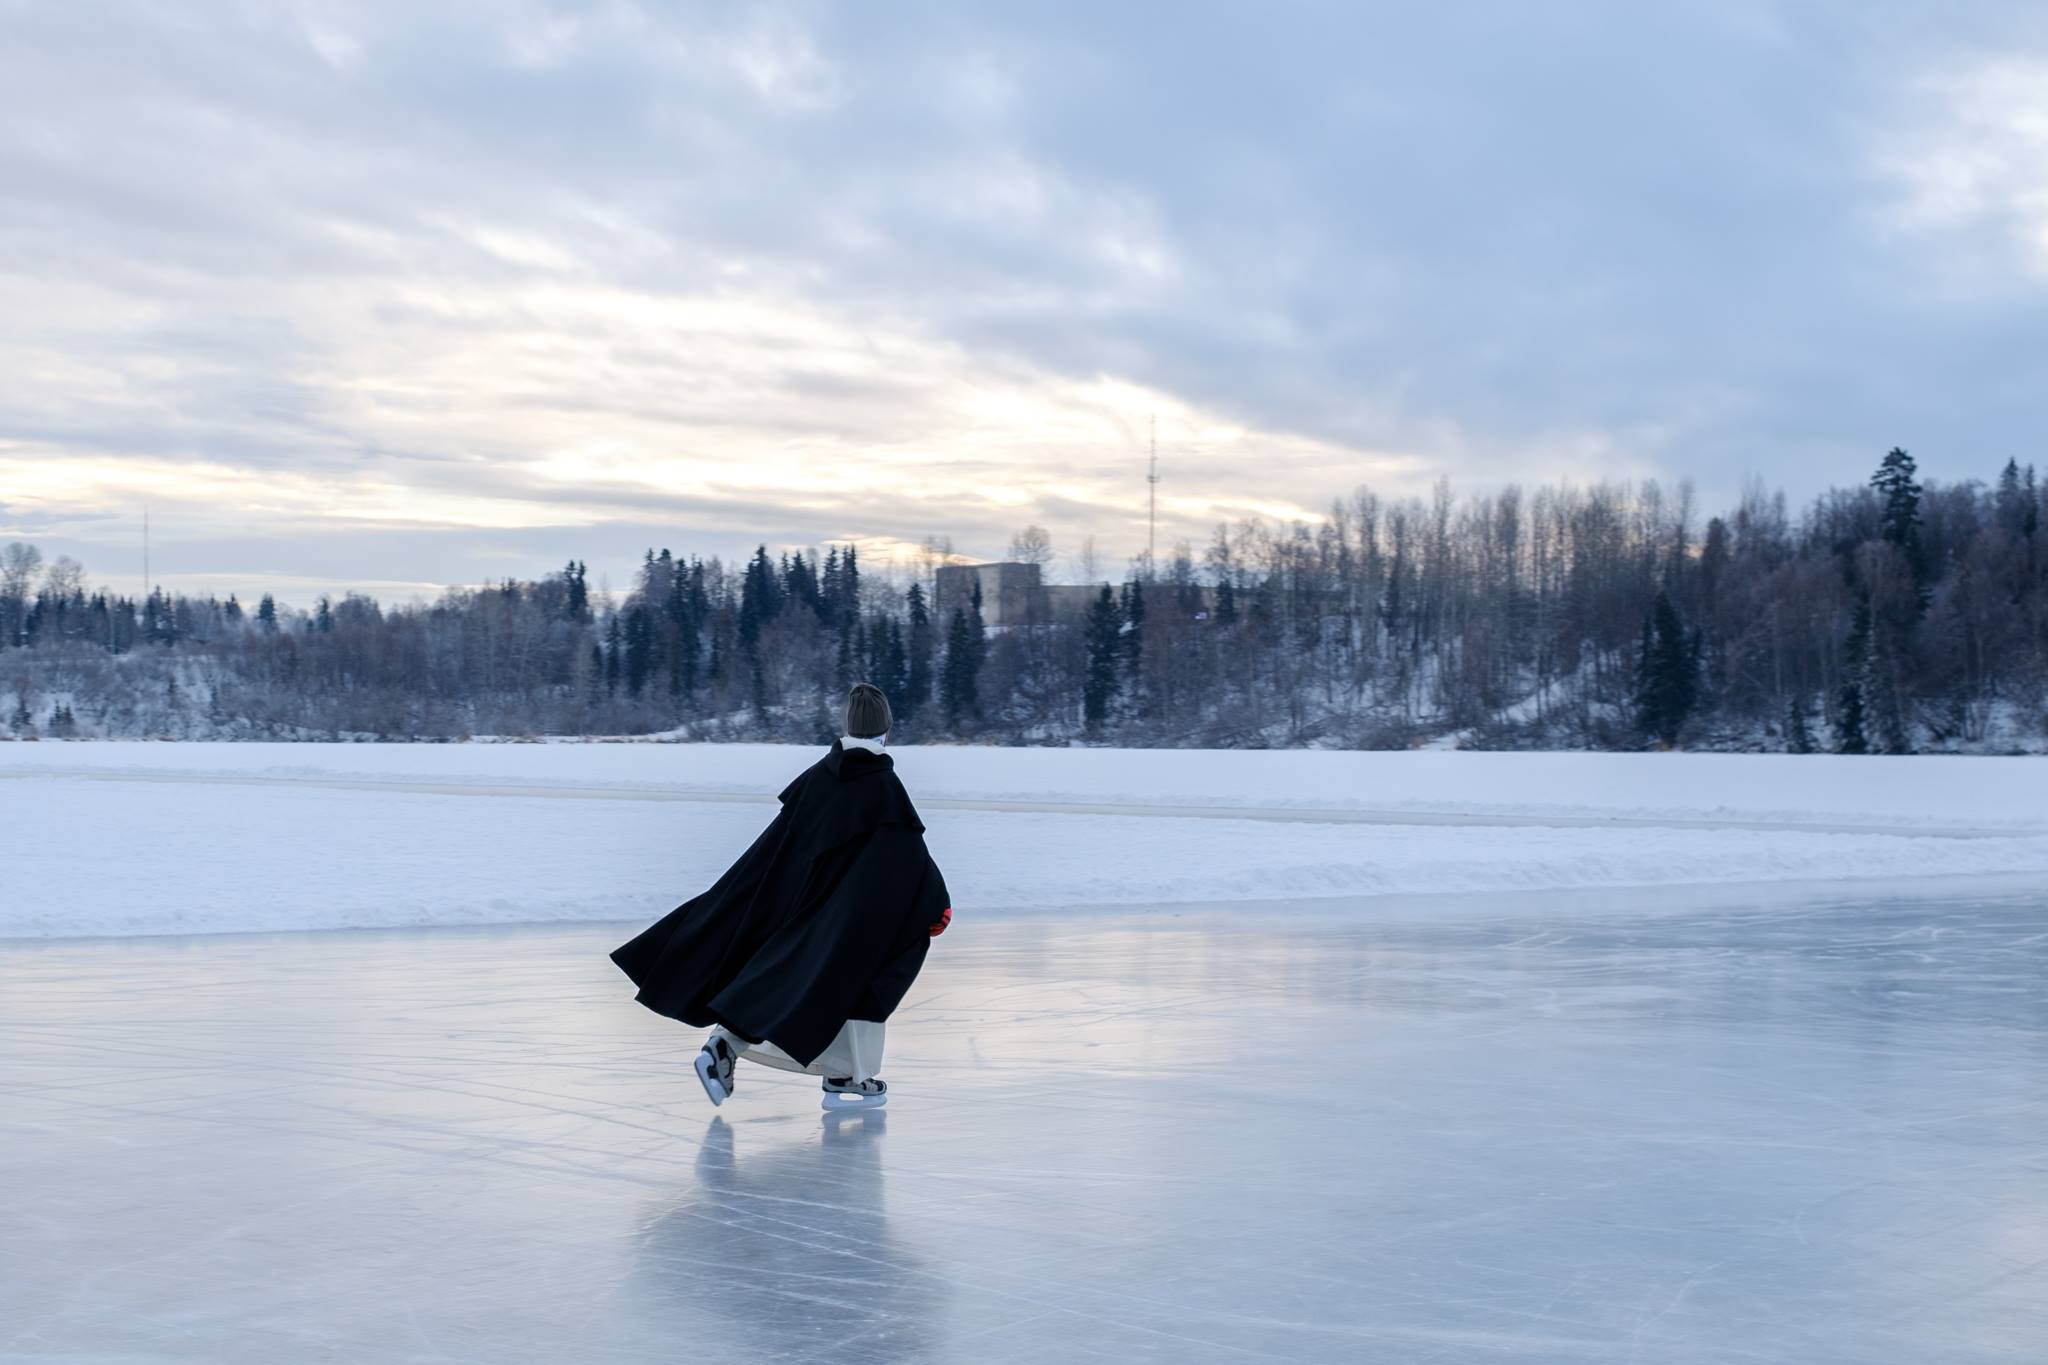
611,683,952,1112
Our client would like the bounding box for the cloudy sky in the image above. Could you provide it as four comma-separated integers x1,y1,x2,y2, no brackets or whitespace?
4,2,2046,602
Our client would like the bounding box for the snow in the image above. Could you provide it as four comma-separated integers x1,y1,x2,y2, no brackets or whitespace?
4,894,2045,1362
4,742,2048,939
12,736,2048,834
7,739,2048,830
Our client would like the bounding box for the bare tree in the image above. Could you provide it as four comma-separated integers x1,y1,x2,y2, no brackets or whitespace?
1007,525,1054,571
1,542,46,648
1075,535,1102,585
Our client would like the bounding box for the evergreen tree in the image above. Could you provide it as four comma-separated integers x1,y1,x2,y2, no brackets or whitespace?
819,548,842,627
1082,584,1122,733
1786,694,1815,754
835,610,856,689
564,560,589,623
1863,621,1912,755
683,559,708,693
1688,628,1704,713
862,614,909,719
738,546,781,645
1633,615,1654,714
1871,446,1927,592
784,551,819,618
1118,577,1147,714
829,545,862,685
1872,447,1922,547
603,615,622,696
1835,681,1868,754
748,651,769,722
1214,573,1237,627
904,583,932,718
1844,592,1872,676
664,567,697,699
967,576,986,712
663,577,685,700
1996,459,2040,542
882,617,909,719
256,594,278,635
1632,590,1697,745
315,596,334,635
1997,459,2025,533
1698,517,1730,605
624,606,654,698
942,609,975,727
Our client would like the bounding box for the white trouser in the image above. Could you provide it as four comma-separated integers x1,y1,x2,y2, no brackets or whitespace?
714,1020,886,1082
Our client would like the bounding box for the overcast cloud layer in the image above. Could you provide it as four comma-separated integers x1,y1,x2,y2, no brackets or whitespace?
3,1,2047,602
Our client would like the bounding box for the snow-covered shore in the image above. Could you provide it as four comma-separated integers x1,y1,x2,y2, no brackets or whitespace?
8,741,2048,829
3,742,2045,939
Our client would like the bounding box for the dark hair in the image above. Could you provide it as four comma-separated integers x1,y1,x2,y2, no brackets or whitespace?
844,683,892,738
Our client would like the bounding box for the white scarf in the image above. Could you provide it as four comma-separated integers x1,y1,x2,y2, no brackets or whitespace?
839,734,886,755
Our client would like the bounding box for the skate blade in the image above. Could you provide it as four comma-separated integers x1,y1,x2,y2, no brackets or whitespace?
820,1091,886,1113
694,1050,729,1107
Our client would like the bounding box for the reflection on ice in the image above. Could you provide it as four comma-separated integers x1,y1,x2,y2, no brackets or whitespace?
633,1112,940,1361
2,885,2045,1363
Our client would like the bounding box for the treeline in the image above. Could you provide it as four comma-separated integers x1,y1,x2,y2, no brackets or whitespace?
3,450,2045,750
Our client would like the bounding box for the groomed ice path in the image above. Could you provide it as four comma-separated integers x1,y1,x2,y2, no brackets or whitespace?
4,885,2046,1364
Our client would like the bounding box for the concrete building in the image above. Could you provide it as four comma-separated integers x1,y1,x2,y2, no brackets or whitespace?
1044,583,1107,617
933,562,1209,627
932,562,1043,628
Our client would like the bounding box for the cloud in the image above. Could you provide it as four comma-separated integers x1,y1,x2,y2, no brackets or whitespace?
3,1,2047,603
1874,54,2048,279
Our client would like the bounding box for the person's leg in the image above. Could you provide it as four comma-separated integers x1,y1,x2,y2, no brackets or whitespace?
802,1020,884,1082
815,1020,888,1108
840,1020,885,1084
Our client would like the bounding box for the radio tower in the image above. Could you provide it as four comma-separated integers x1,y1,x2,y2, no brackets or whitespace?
1146,414,1159,580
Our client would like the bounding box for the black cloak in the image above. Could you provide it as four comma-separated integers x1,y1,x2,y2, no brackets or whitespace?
610,741,949,1067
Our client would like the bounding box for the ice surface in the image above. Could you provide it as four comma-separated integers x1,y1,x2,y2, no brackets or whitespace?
4,887,2045,1363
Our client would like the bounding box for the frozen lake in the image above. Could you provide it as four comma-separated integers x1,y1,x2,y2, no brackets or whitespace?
4,886,2046,1364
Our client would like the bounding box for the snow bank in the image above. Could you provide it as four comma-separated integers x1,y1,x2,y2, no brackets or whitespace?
3,743,2047,939
4,741,2047,831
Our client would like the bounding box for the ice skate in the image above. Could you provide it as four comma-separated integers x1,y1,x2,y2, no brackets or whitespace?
694,1034,738,1107
821,1075,887,1112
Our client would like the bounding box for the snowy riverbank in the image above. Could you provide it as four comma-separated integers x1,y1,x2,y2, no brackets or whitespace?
4,742,2046,939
